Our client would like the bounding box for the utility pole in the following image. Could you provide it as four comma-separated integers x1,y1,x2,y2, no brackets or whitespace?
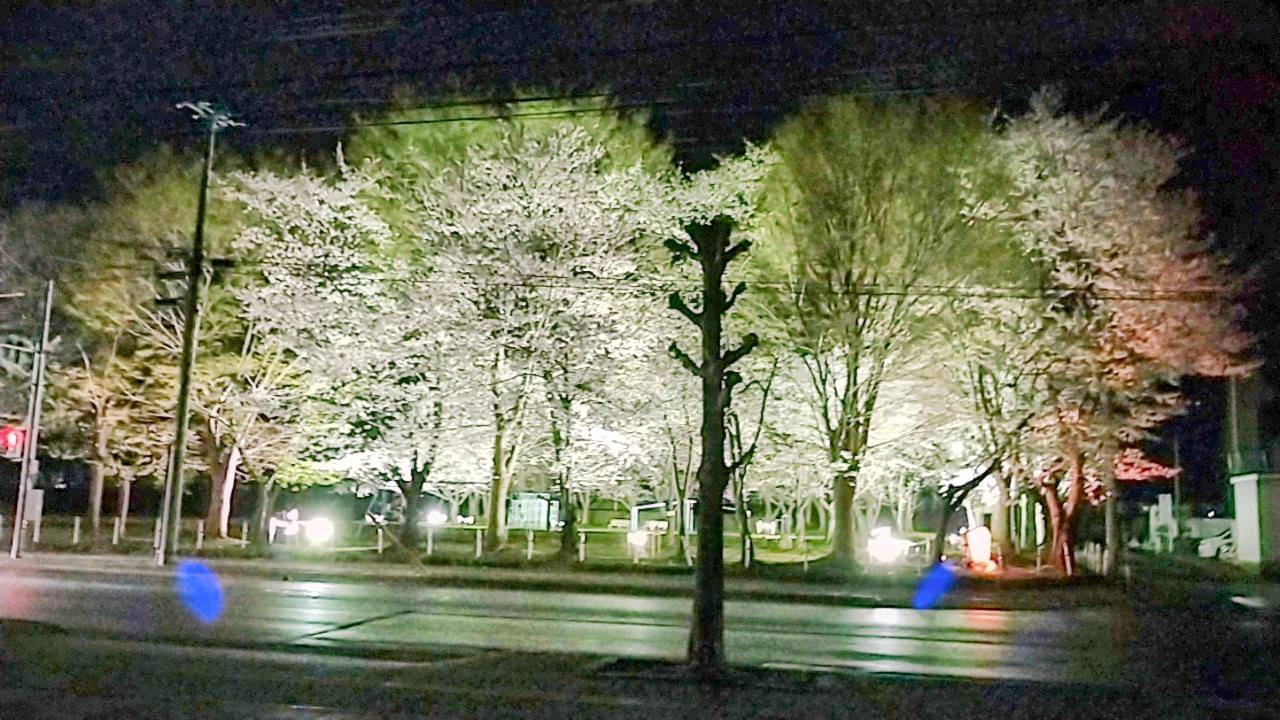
156,102,241,566
10,281,53,559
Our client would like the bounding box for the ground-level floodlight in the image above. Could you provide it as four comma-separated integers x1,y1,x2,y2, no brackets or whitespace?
867,527,913,564
304,517,335,546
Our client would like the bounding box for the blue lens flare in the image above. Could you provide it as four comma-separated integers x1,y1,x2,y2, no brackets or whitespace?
912,562,957,610
175,561,224,623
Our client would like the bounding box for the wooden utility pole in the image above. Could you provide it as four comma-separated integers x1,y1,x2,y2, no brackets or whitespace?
156,101,241,566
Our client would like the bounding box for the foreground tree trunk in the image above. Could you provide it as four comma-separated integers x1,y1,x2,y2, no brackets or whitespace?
670,217,758,678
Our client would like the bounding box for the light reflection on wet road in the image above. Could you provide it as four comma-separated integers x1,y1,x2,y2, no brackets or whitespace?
0,563,1138,685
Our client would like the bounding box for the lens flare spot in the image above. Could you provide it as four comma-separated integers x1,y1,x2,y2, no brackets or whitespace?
175,561,224,624
913,562,957,610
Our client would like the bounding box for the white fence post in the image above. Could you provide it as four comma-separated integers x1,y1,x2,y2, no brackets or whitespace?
112,517,121,545
426,526,434,556
240,521,249,548
474,528,483,559
72,516,81,545
154,519,163,549
32,515,41,544
526,529,534,560
195,520,204,551
377,527,384,554
578,531,585,562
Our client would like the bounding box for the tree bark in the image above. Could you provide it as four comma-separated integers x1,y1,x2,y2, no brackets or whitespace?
1103,488,1119,575
549,390,578,561
485,350,525,551
88,463,106,539
991,472,1011,553
1045,452,1083,575
204,444,239,538
117,478,131,535
676,217,756,678
829,476,857,565
486,423,512,549
255,478,276,539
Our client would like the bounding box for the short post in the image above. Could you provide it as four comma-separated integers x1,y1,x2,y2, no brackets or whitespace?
72,516,81,545
474,528,482,559
112,517,121,545
377,527,384,554
154,519,163,549
578,531,586,562
526,529,534,560
240,521,249,548
426,526,434,556
195,520,204,551
32,515,41,544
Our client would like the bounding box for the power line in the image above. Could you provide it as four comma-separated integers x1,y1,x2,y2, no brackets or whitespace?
0,1,1195,126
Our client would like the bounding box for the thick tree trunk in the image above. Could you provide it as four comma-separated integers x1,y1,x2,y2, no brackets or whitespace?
88,463,106,539
1044,455,1083,575
829,475,857,566
400,487,421,549
485,470,510,548
681,217,754,679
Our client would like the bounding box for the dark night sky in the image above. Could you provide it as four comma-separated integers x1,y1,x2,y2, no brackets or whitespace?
2,0,1278,500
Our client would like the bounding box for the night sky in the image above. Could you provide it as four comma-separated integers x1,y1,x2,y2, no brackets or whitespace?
2,0,1277,500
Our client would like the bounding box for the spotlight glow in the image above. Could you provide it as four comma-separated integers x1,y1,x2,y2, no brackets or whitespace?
305,517,335,545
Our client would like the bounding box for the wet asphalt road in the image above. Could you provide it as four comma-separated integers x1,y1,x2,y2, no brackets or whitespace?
0,562,1133,684
0,560,1275,718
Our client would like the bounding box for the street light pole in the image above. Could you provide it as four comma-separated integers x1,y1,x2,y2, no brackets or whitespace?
156,102,241,566
10,281,53,559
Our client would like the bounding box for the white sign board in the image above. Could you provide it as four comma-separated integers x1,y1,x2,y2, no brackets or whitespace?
24,488,43,527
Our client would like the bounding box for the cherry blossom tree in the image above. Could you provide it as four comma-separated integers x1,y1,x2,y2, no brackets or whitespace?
409,123,673,549
228,157,458,546
997,89,1254,573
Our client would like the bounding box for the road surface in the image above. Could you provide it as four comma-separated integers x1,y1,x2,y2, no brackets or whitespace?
0,559,1274,718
